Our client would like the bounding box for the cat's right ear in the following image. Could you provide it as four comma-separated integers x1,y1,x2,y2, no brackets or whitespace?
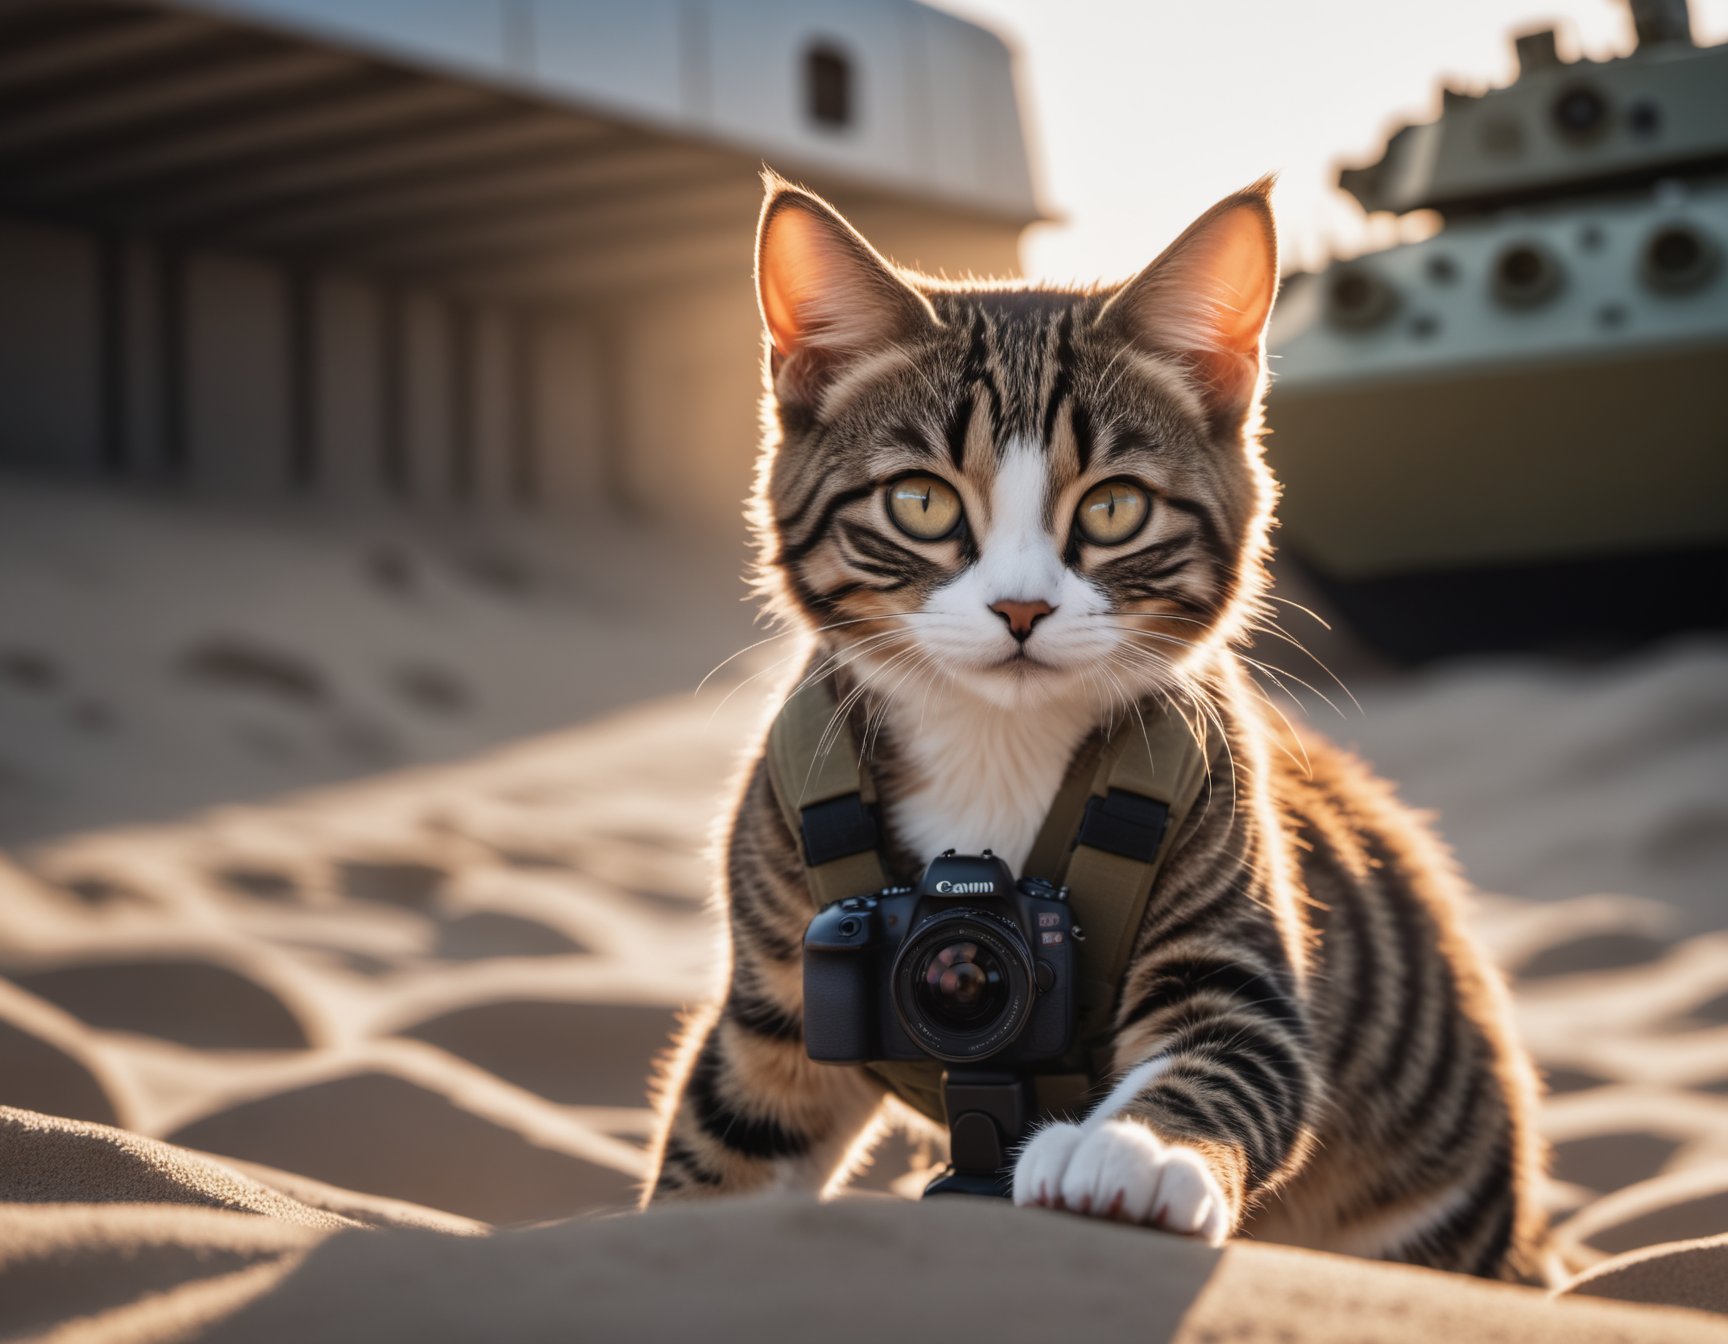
756,176,936,401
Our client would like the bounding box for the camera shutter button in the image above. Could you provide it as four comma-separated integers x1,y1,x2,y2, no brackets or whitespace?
1035,962,1056,993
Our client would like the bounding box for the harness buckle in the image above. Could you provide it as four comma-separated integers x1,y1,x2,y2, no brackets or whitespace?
1075,788,1171,863
800,792,880,866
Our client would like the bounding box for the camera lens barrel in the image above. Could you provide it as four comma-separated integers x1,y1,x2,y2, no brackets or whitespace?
889,908,1036,1063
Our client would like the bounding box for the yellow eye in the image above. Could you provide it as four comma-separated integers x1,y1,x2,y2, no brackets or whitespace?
886,474,963,541
1075,480,1150,546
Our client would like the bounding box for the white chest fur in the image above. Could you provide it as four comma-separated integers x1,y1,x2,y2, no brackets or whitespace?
879,683,1098,875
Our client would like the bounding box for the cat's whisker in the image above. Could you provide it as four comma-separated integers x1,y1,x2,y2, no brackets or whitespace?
811,643,925,778
1099,659,1159,774
802,646,906,781
1229,671,1315,779
788,628,921,701
709,626,898,720
696,626,803,695
697,613,902,694
868,648,942,758
1265,592,1333,632
1146,603,1329,680
1105,644,1241,828
708,627,913,726
849,645,936,764
1243,617,1361,715
1094,641,1229,821
698,611,944,698
1105,623,1348,722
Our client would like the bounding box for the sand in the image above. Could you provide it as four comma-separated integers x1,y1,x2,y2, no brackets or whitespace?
0,474,1725,1339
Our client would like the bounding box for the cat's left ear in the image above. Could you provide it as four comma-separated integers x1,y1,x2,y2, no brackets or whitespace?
1098,176,1279,436
756,175,937,402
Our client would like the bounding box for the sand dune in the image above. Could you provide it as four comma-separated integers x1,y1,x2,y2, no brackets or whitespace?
3,1133,1725,1344
1563,1232,1728,1314
0,646,1723,1332
167,1062,639,1225
0,479,1724,1337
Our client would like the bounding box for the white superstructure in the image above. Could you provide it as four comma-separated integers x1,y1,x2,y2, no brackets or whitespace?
189,0,1037,221
0,0,1042,530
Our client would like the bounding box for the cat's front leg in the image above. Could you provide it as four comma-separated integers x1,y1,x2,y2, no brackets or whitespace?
1013,1060,1233,1242
645,985,884,1202
1013,951,1320,1241
646,762,890,1202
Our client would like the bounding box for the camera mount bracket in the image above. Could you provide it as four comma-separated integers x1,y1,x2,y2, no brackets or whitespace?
922,1069,1031,1200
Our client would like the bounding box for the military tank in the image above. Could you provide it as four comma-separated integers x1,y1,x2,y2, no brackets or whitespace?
1265,0,1727,660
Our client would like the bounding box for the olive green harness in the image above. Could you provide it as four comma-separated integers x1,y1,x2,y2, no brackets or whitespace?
765,679,1211,1125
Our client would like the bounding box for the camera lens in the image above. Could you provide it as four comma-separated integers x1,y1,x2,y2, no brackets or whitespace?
914,940,1005,1028
889,910,1034,1063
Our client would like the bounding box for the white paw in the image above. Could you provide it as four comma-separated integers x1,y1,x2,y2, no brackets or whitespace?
1011,1119,1231,1245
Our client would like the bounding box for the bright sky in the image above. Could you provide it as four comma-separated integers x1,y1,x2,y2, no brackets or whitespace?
932,0,1728,281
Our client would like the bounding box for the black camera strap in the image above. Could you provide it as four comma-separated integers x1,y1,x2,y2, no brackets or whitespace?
1038,722,1211,1059
766,678,890,911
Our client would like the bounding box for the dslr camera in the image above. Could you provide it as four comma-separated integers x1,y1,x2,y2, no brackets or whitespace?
803,850,1076,1067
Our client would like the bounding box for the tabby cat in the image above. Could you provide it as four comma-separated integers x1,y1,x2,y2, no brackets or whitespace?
645,174,1546,1279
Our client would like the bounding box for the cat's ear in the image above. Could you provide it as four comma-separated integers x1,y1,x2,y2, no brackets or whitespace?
756,175,936,399
1098,177,1279,435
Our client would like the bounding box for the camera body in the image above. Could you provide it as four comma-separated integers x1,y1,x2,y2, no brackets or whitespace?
803,850,1077,1067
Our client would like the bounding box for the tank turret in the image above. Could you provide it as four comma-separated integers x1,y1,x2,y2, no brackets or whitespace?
1266,0,1728,660
1337,0,1719,217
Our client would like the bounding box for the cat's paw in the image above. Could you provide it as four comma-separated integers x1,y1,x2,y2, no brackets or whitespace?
1012,1119,1230,1245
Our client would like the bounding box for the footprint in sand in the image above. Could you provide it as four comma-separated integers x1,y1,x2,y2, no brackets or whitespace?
492,847,577,873
336,859,446,908
396,1000,675,1108
432,912,589,961
1668,985,1728,1028
233,722,301,761
177,638,328,706
59,874,152,909
1516,930,1675,980
168,1068,637,1224
0,980,127,1128
68,698,116,733
454,548,535,598
212,866,303,903
0,648,63,694
1551,1130,1687,1197
327,714,401,764
391,663,473,718
364,544,419,598
9,958,314,1051
1558,1165,1728,1258
1542,1065,1615,1095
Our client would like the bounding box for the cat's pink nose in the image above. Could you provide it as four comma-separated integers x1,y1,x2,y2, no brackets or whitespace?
990,599,1054,642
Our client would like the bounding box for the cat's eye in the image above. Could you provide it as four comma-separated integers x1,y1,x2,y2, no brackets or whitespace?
886,474,963,541
1075,480,1150,546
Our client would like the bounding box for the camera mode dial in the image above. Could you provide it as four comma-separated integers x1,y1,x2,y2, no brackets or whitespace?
1016,877,1070,903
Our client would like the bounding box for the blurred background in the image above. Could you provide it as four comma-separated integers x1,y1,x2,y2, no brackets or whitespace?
0,0,1724,1264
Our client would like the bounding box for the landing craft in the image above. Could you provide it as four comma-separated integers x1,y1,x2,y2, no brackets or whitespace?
1266,0,1727,659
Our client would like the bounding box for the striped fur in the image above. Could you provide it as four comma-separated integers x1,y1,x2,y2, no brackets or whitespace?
644,177,1546,1279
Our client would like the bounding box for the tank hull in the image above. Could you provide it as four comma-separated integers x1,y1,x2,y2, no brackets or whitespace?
1267,179,1728,657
